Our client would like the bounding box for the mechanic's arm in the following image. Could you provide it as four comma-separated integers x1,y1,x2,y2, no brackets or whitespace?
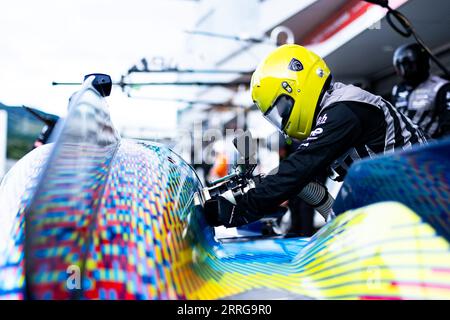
236,103,363,216
434,83,450,138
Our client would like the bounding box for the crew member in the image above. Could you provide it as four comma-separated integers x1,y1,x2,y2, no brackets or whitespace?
209,44,427,228
392,43,450,139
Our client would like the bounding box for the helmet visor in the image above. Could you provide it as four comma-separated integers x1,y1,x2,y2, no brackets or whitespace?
263,95,295,133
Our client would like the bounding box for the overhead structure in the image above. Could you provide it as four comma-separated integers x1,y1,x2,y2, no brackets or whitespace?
52,79,250,88
126,57,254,76
287,0,450,93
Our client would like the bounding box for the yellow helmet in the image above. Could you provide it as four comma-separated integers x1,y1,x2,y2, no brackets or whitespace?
251,44,331,141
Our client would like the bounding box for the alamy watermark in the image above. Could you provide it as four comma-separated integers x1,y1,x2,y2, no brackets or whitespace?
368,20,381,30
168,123,280,166
66,264,81,290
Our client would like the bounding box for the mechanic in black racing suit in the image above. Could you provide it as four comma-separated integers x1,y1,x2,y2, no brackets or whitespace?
208,44,427,228
392,43,450,139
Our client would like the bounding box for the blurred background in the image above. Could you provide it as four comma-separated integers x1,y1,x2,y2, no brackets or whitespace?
1,0,449,197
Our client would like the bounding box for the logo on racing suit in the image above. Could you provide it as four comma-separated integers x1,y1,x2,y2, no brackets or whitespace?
316,114,327,126
304,127,324,143
299,142,309,149
310,127,323,137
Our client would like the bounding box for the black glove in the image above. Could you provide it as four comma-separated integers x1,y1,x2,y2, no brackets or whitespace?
204,196,262,228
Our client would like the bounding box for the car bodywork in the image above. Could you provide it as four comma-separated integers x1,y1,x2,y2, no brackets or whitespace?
0,79,449,300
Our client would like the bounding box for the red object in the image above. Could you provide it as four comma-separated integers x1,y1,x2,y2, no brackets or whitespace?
303,0,373,45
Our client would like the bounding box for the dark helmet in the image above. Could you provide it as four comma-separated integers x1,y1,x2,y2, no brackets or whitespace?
393,43,430,84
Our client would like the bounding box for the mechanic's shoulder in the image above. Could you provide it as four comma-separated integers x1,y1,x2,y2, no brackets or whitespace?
312,103,361,135
320,101,361,120
431,74,450,83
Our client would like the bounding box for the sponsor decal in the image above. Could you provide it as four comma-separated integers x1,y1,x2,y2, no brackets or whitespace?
300,142,310,148
316,114,328,126
310,127,323,137
288,58,303,72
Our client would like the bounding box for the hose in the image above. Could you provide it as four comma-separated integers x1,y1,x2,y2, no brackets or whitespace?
298,182,335,221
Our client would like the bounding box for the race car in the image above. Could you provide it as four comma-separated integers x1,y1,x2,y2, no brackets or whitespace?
0,74,449,300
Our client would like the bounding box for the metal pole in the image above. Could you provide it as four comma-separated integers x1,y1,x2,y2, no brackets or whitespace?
52,80,250,87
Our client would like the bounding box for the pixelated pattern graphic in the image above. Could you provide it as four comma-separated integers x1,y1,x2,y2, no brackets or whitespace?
20,138,201,299
1,80,449,300
25,143,118,299
22,80,122,299
82,141,201,300
0,144,51,299
334,138,450,241
189,202,450,300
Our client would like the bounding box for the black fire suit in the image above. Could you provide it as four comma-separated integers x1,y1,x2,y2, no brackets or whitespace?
392,76,450,139
220,83,427,227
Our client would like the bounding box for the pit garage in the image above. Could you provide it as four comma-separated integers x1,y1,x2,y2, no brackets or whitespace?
0,0,449,303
